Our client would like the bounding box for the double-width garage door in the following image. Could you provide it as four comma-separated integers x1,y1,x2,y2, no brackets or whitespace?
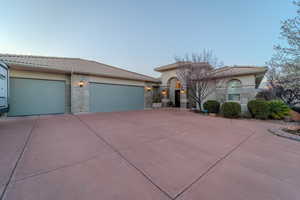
8,78,65,116
89,83,144,113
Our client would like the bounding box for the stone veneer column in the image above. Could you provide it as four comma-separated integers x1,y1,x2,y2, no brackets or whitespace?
180,87,188,108
144,84,153,109
162,98,169,107
65,76,71,113
161,88,169,107
71,74,90,113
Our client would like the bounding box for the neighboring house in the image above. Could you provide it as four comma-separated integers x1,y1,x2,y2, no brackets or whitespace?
0,53,267,117
0,54,159,116
154,62,267,112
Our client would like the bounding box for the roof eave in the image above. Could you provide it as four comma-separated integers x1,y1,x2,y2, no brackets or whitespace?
154,66,178,72
213,70,268,80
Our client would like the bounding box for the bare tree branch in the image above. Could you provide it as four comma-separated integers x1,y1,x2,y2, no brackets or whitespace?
175,52,223,111
266,1,300,106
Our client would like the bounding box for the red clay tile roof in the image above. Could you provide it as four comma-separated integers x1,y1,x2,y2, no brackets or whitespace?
212,66,268,78
0,54,159,82
155,62,267,77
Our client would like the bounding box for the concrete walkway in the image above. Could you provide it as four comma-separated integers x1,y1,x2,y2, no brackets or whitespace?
0,110,299,200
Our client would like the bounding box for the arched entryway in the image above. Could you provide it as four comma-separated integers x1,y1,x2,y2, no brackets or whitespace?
167,77,181,107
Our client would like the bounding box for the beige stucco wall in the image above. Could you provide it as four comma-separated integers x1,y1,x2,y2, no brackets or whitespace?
10,69,150,87
10,69,71,113
89,76,146,86
160,69,178,87
214,75,257,113
159,69,256,89
159,69,258,112
216,75,256,89
10,69,70,83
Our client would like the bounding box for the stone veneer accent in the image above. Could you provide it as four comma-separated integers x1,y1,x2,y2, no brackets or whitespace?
144,83,154,109
162,96,170,107
180,86,188,108
65,76,71,113
71,74,90,113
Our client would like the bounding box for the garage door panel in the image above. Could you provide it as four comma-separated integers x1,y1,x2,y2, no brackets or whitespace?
8,78,65,116
90,83,144,113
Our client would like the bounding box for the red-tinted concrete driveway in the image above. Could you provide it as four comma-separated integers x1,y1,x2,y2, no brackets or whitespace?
1,110,300,200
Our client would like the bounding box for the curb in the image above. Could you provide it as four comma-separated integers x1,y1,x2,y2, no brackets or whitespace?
268,128,300,142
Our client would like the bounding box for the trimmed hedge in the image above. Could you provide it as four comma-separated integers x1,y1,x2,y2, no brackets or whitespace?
247,100,256,117
267,100,290,120
247,99,269,120
203,100,220,113
221,102,241,118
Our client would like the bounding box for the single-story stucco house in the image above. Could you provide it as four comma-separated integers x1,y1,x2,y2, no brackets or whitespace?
0,54,267,117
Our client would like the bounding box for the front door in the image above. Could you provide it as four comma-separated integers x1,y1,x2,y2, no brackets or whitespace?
175,90,180,107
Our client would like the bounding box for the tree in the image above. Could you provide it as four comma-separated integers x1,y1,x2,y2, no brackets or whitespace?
256,88,276,101
274,75,300,106
175,49,224,68
258,76,300,106
175,51,223,111
267,1,300,106
272,1,300,75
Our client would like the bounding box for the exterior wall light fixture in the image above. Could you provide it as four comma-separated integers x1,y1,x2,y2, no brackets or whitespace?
145,86,152,91
78,80,85,87
161,90,167,96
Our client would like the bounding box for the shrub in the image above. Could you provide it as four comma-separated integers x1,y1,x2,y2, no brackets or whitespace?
221,102,241,118
247,99,270,119
247,100,256,117
203,100,220,113
267,100,290,120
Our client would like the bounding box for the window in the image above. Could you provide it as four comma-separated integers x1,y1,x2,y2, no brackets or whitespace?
227,79,242,88
228,94,240,101
227,79,242,101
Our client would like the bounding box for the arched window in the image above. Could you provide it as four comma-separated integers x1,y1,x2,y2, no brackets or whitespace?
227,79,242,88
227,79,242,101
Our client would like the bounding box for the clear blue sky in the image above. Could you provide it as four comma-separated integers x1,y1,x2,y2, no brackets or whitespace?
0,0,296,77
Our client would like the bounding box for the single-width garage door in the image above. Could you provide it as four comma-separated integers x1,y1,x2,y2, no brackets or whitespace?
8,78,65,116
89,83,144,112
